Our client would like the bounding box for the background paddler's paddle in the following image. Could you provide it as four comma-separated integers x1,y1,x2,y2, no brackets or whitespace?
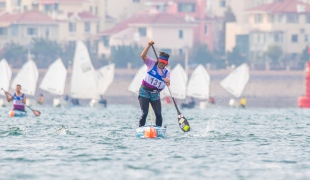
1,88,41,117
151,45,190,132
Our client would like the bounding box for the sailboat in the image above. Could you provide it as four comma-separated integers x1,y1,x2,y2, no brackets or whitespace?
70,40,100,104
89,63,115,107
39,58,67,107
10,59,39,106
0,59,12,107
97,63,115,95
220,63,250,107
128,65,147,95
186,65,211,109
162,64,187,100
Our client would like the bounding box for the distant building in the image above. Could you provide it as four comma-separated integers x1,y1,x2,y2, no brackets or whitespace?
57,11,101,52
145,0,221,51
206,0,274,23
0,0,23,13
1,0,145,31
98,13,198,58
0,10,58,47
97,0,223,58
226,0,310,59
0,0,110,51
106,0,146,22
0,8,5,16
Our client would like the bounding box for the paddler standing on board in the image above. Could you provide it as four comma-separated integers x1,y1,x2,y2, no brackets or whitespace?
139,40,170,127
4,84,26,112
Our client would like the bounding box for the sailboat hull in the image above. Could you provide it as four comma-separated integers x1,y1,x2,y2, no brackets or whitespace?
53,98,61,107
229,98,240,108
89,99,98,107
0,98,8,107
89,99,107,107
181,103,195,109
199,101,209,109
26,99,36,107
53,98,70,107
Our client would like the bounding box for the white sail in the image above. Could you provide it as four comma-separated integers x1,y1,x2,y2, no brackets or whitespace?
161,85,169,99
11,59,39,96
70,41,99,100
168,64,187,99
187,65,210,100
220,63,250,98
39,58,67,95
128,65,147,95
97,63,115,95
180,65,188,85
0,59,12,96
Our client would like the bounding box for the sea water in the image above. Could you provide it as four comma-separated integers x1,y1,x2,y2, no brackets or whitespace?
0,105,310,179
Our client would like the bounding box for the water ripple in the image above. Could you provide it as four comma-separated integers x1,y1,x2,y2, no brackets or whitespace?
0,106,309,179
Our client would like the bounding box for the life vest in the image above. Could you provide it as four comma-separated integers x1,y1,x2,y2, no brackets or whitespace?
142,64,168,91
13,93,25,111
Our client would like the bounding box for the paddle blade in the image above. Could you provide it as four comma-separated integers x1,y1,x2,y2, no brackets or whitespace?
33,110,41,117
178,114,190,132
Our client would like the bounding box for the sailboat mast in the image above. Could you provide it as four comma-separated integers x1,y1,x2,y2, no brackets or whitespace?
27,49,31,60
208,66,211,100
185,48,189,75
63,58,72,96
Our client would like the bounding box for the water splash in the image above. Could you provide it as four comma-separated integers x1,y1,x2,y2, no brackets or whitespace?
107,130,126,138
0,130,9,137
55,126,69,135
8,126,27,135
185,108,222,138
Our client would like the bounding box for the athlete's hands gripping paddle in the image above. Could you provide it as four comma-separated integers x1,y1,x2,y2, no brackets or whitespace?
150,45,190,132
1,88,41,117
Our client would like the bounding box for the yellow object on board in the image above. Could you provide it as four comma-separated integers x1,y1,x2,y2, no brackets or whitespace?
240,98,246,106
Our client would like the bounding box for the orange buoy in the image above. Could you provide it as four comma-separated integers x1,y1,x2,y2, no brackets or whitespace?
299,62,310,108
9,110,15,118
143,126,158,138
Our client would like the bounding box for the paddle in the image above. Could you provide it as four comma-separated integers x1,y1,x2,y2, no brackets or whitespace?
151,45,190,132
1,88,41,117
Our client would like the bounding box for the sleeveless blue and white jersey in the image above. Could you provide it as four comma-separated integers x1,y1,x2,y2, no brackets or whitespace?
142,64,168,91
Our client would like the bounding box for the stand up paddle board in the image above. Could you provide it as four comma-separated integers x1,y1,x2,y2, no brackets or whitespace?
8,109,27,117
136,125,167,139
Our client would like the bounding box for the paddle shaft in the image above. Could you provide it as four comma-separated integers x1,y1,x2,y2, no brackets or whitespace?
151,45,181,115
1,88,37,112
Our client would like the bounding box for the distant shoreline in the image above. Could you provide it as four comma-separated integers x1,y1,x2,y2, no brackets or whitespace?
12,68,305,75
8,69,305,108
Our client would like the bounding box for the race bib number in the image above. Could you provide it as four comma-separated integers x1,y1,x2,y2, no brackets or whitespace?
13,100,23,105
147,76,165,89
